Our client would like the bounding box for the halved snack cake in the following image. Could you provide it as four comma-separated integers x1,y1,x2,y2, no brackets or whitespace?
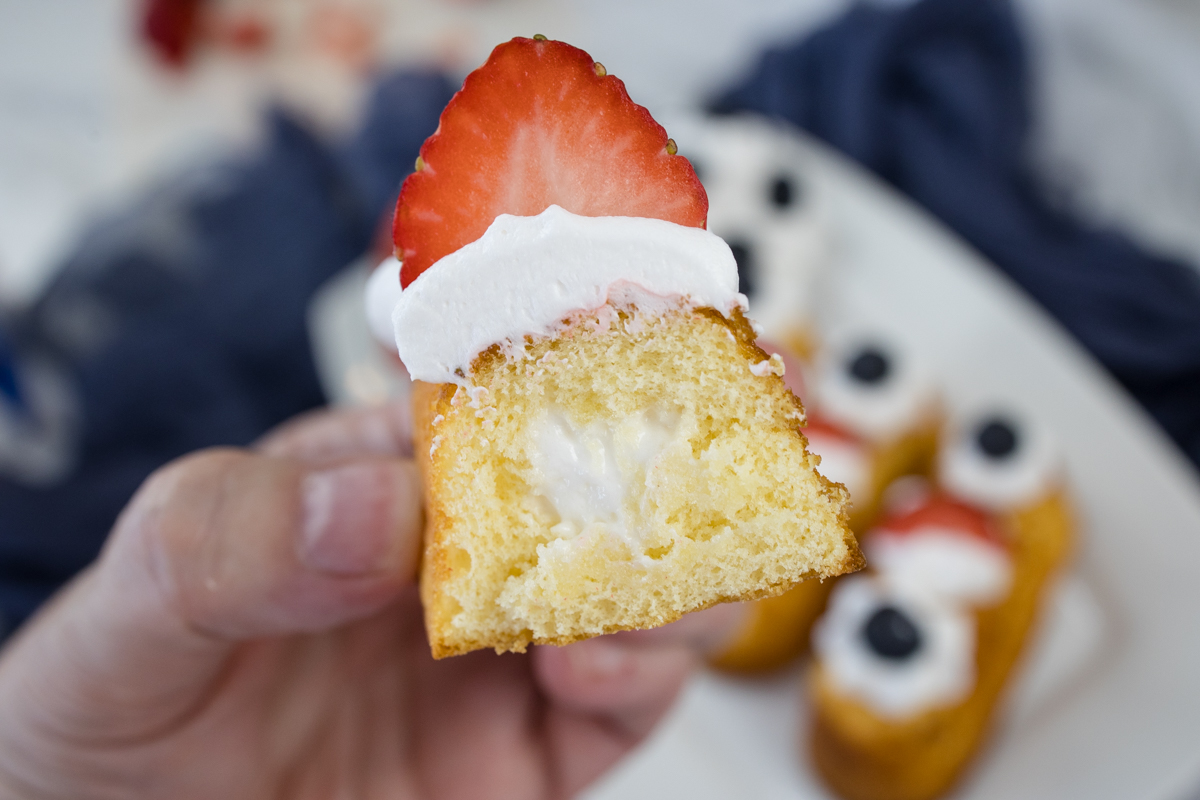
807,411,1073,800
387,36,862,658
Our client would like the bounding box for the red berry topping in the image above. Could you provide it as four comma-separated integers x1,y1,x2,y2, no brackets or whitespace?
142,0,205,68
876,494,1004,548
393,37,708,288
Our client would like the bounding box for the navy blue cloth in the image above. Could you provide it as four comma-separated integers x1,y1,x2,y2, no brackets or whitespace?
713,0,1200,468
0,69,454,637
0,329,20,409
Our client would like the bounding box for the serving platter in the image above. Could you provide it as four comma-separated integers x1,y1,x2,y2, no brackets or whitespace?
580,132,1200,800
309,127,1200,800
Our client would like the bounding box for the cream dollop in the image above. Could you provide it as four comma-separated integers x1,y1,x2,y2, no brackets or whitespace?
939,410,1061,512
390,206,742,385
814,576,976,718
814,526,1014,718
813,335,936,443
866,530,1012,605
365,257,403,353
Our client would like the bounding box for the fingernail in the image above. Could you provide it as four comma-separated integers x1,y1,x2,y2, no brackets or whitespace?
300,463,396,575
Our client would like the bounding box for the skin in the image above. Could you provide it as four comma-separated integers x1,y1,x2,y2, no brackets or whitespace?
0,401,741,800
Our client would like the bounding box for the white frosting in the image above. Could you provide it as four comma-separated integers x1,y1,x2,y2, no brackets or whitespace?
391,205,742,384
748,353,785,378
813,336,935,443
939,411,1061,512
814,576,976,718
526,405,683,561
867,530,1012,605
365,257,403,352
805,431,871,503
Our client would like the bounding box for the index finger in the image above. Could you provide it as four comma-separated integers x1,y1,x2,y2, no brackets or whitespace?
257,400,414,464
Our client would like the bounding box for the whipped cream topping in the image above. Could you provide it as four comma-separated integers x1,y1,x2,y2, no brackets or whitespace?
814,576,976,718
939,410,1061,512
526,405,684,561
390,205,742,384
365,257,403,353
866,530,1012,606
813,336,935,443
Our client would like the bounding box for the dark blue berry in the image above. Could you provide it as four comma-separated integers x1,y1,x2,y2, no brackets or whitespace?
770,174,796,208
976,418,1019,459
862,605,922,660
847,347,890,384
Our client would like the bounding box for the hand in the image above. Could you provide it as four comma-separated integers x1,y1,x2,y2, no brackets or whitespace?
0,401,741,799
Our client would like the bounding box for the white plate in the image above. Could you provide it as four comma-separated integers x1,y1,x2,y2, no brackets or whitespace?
578,133,1200,800
308,129,1200,800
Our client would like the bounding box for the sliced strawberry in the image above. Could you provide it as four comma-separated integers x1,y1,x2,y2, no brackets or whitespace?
876,494,1004,548
393,36,707,287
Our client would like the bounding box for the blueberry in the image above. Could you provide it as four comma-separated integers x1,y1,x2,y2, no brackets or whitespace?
976,418,1019,459
770,174,799,209
726,238,756,297
862,605,922,660
847,347,890,384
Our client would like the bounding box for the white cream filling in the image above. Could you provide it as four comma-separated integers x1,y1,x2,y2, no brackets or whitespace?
814,576,977,719
526,405,683,562
390,205,743,385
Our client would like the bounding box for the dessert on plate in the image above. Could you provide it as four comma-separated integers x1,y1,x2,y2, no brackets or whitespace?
665,113,833,358
384,36,862,659
807,410,1073,800
711,334,940,673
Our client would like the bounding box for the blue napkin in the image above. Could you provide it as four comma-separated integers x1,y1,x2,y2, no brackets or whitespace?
712,0,1200,469
0,330,21,410
0,69,454,638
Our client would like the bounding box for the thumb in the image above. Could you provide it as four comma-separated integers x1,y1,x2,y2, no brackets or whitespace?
120,448,421,638
0,447,421,747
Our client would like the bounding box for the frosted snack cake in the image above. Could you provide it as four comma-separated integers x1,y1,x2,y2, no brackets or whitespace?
807,411,1072,800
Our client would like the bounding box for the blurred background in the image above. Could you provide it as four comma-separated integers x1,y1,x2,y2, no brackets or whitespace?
6,0,1200,304
2,0,1200,795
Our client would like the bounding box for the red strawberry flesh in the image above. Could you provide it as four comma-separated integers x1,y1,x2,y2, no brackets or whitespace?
393,37,708,288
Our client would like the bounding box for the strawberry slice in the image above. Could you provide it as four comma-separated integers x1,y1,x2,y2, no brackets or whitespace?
877,494,1004,548
393,36,708,287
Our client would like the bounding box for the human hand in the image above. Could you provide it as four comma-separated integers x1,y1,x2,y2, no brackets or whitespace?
0,401,741,799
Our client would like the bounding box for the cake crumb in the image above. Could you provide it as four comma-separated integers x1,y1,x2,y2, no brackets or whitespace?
467,385,490,409
750,353,785,377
